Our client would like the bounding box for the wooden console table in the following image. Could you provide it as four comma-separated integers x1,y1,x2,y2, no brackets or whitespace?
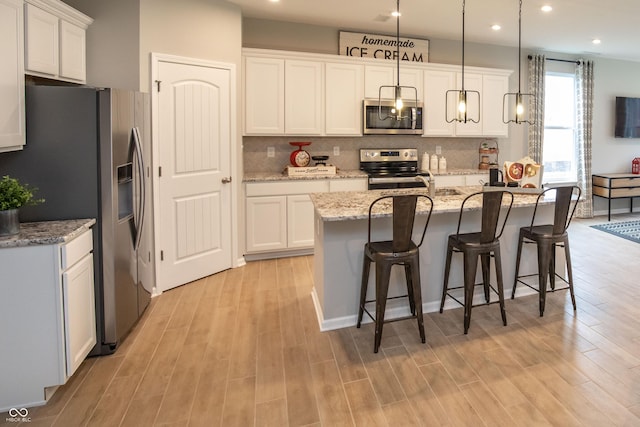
592,173,640,220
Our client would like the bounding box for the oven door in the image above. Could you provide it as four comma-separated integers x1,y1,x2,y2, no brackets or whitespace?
363,100,423,135
368,175,428,190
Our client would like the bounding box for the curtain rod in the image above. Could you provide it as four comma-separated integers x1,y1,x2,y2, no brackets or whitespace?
527,55,581,65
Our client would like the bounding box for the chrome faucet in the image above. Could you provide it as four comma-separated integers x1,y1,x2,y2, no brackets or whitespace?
415,173,435,198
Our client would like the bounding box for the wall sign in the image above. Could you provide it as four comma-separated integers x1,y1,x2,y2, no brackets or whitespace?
339,31,429,63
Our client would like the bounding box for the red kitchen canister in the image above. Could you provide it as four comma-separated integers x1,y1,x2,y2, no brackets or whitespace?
633,157,640,174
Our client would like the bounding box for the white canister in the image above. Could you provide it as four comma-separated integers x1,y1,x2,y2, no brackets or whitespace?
439,156,447,173
421,152,430,171
430,154,439,172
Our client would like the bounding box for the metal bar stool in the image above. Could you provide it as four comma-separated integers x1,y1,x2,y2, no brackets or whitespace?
440,190,514,334
511,185,581,316
357,194,434,353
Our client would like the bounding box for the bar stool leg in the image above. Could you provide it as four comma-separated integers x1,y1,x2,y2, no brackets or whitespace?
512,230,525,299
463,252,478,334
374,262,392,353
493,247,507,326
409,255,426,343
357,253,371,328
563,237,577,311
536,240,552,317
441,241,453,313
549,243,557,291
481,253,491,303
404,263,416,316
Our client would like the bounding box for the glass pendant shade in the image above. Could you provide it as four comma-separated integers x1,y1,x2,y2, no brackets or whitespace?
377,0,418,120
446,0,480,124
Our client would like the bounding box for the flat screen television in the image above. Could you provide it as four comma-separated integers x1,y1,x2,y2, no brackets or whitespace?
615,96,640,138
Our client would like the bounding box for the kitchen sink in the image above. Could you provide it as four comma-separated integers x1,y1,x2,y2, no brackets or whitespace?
434,188,462,197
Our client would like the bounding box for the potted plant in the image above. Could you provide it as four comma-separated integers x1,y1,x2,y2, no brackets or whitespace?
0,175,44,237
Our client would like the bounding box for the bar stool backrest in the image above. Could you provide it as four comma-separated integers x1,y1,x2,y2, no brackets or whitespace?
367,194,434,252
455,190,514,243
528,185,582,235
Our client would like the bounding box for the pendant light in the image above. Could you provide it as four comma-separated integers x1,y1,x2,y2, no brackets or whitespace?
446,0,480,124
502,0,535,124
378,0,418,120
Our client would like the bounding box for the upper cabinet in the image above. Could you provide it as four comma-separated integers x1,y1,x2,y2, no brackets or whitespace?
0,0,25,153
423,67,510,138
242,48,512,139
24,0,92,83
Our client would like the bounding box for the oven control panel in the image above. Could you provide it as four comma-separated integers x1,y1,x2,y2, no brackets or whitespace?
360,148,418,162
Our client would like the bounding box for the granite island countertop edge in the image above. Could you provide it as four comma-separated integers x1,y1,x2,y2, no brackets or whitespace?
244,168,488,183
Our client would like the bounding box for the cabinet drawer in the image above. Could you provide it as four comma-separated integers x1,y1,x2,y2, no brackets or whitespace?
246,180,329,196
610,187,640,198
61,229,93,270
610,177,640,188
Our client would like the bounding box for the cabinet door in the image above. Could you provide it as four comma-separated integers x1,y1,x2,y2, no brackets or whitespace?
0,0,25,152
481,74,509,137
454,72,483,136
423,69,455,136
25,3,59,76
244,56,285,134
364,64,394,99
397,68,422,102
246,196,287,252
62,252,96,378
287,194,315,248
325,62,363,135
59,20,86,82
329,178,368,192
285,60,324,135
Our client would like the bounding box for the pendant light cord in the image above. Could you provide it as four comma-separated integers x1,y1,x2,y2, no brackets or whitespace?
461,0,465,92
396,0,400,89
517,0,522,94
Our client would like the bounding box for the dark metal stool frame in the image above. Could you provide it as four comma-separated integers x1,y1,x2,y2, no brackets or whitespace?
511,185,581,316
440,190,514,334
357,194,434,353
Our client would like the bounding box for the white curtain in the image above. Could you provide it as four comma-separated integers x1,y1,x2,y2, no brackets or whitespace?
575,60,594,218
527,54,546,163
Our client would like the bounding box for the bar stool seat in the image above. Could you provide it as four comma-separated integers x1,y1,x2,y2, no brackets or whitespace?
440,190,514,334
357,194,433,353
512,185,581,316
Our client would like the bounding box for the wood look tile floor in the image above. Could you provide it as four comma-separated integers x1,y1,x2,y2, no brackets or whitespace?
3,215,640,426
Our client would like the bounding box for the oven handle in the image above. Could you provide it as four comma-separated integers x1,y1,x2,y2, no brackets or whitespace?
368,176,428,185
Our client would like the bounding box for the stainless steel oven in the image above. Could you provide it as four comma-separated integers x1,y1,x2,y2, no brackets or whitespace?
360,148,430,190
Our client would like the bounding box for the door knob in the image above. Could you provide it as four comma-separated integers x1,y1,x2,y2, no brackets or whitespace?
222,177,232,184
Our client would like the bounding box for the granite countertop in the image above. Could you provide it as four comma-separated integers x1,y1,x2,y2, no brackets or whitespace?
0,218,96,248
310,186,553,222
244,168,487,183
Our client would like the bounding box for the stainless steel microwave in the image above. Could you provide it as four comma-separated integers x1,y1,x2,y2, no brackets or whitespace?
363,99,423,135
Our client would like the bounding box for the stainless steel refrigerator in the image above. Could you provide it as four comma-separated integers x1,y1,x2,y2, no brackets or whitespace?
0,85,153,355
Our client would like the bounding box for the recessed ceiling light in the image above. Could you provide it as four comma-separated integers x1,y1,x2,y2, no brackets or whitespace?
391,11,401,17
541,5,552,12
592,39,602,45
269,0,279,3
491,24,501,31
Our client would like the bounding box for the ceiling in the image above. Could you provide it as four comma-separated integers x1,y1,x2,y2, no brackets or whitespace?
228,0,640,63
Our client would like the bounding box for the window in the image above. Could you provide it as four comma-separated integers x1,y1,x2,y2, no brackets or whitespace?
543,73,577,183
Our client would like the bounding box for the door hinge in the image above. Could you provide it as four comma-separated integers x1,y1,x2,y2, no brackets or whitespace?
155,80,161,92
160,250,164,261
158,166,162,177
148,251,151,262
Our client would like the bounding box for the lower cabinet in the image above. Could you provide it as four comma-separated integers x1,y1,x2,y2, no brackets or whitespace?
245,178,367,255
0,227,96,411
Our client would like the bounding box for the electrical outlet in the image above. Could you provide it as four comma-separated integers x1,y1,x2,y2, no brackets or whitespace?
435,145,442,155
267,147,275,158
333,146,340,156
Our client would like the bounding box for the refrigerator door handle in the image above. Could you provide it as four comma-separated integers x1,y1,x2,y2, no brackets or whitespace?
132,127,145,251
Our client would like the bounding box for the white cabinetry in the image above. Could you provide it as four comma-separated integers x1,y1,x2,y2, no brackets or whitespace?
285,60,324,135
244,56,285,134
364,64,423,101
0,0,25,153
325,62,363,135
423,68,510,138
435,173,488,188
0,226,96,411
24,0,92,83
245,178,367,256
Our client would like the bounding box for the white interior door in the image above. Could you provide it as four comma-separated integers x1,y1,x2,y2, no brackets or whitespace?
155,58,233,292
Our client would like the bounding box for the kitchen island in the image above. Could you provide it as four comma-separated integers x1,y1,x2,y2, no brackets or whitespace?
310,187,560,331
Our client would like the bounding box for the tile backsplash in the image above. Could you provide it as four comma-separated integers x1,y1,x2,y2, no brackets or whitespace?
243,136,501,173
